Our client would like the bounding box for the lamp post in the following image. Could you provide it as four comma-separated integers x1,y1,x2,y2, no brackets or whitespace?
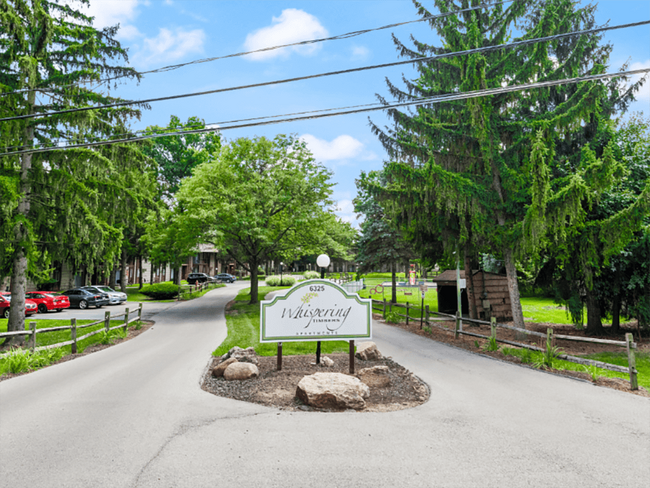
316,254,330,279
315,254,330,364
280,262,284,285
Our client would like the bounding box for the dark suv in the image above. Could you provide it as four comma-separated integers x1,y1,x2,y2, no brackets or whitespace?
187,273,211,285
214,273,236,283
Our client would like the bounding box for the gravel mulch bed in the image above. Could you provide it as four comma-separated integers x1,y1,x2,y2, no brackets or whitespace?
202,353,429,412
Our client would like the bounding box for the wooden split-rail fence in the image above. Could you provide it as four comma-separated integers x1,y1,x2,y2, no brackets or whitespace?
0,303,143,355
371,298,639,390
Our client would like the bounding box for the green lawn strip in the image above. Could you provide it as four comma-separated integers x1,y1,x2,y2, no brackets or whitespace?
126,281,223,302
180,283,226,300
519,297,627,325
1,318,125,348
0,318,141,375
213,287,349,358
498,346,648,390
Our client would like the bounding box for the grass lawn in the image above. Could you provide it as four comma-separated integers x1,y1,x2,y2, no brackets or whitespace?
213,286,351,357
0,317,141,375
125,281,224,302
497,346,649,391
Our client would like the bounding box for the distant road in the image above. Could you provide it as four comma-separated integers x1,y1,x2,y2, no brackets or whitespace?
1,281,648,487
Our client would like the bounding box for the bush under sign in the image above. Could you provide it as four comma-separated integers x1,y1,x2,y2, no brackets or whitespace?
260,279,372,343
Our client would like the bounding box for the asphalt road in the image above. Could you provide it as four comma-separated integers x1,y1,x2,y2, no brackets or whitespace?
1,282,648,487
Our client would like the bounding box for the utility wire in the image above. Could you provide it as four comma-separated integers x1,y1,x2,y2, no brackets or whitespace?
1,18,647,124
0,0,513,98
2,68,647,157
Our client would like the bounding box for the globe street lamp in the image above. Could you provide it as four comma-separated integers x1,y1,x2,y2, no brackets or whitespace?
314,254,330,365
280,262,284,285
316,254,330,279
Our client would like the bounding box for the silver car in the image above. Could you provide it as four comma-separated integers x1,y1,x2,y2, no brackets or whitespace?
83,286,127,305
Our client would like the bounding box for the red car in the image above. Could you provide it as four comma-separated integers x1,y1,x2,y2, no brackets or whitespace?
26,291,71,313
0,293,38,319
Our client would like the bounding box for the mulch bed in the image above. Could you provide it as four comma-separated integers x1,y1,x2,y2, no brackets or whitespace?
383,314,649,397
0,320,155,382
202,353,430,412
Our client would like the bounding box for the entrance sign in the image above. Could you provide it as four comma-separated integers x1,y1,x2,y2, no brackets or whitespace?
261,280,372,343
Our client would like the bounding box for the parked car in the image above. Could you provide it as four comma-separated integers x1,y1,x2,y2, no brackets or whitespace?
82,286,127,305
187,273,211,285
25,291,70,313
214,273,236,283
0,293,38,319
60,289,109,309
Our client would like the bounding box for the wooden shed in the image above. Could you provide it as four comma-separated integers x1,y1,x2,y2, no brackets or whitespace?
431,270,512,321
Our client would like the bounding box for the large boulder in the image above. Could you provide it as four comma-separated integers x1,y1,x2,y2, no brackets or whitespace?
212,357,237,378
296,373,370,410
222,346,259,365
355,341,382,361
357,365,391,388
224,362,259,381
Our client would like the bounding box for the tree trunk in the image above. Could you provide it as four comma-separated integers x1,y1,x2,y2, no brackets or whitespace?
120,248,127,292
611,294,621,334
249,257,259,305
391,261,397,304
138,256,143,290
149,262,154,285
585,287,604,335
109,269,116,289
503,246,526,331
464,244,478,320
6,88,36,342
175,266,182,286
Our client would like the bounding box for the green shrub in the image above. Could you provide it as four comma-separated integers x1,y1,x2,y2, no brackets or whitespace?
385,311,402,324
265,276,296,286
243,275,266,281
483,335,499,352
0,347,65,374
304,271,320,280
140,283,180,300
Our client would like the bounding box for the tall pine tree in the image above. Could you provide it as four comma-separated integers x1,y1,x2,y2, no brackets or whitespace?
0,0,146,339
368,0,640,330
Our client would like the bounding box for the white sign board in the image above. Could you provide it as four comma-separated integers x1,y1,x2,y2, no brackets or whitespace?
260,280,372,343
458,279,467,289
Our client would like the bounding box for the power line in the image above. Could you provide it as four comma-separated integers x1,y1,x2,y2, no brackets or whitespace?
2,19,647,124
0,0,513,99
2,68,647,157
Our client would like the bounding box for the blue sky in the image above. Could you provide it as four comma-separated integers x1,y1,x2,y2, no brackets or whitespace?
79,0,650,226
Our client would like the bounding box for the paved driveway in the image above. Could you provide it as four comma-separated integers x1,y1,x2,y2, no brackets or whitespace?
1,282,648,487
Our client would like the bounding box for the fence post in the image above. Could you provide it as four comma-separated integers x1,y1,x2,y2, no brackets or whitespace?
425,305,429,326
138,302,143,322
546,328,553,350
406,302,409,325
124,307,130,331
626,333,638,390
490,316,496,341
29,322,36,352
454,311,460,339
383,299,386,319
389,301,392,314
71,318,77,354
104,311,110,333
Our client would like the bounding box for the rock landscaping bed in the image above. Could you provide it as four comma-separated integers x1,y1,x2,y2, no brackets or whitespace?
202,346,429,412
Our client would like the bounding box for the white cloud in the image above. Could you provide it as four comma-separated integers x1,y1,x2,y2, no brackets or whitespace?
301,134,370,162
629,60,650,102
244,9,328,61
351,45,370,60
82,0,141,29
335,199,361,228
134,28,206,67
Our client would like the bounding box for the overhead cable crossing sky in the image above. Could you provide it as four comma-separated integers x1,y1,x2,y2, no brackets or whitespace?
1,19,648,124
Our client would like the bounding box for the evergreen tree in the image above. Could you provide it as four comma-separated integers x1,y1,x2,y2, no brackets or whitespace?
0,0,145,339
368,0,641,329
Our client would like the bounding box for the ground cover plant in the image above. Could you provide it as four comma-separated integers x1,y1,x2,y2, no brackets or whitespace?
0,318,142,376
213,287,350,358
